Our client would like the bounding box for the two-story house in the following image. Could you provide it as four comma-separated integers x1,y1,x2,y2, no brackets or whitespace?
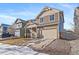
24,7,64,39
10,18,26,38
0,24,10,38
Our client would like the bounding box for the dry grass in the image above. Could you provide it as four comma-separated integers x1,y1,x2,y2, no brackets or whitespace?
0,38,30,46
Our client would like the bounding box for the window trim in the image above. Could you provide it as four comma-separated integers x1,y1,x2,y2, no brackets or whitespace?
49,14,55,22
16,23,22,28
40,17,44,23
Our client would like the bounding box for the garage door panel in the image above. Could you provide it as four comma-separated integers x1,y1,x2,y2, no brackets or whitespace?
42,29,57,39
15,30,20,37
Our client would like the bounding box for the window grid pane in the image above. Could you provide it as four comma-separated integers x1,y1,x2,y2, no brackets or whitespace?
50,15,54,22
40,18,44,23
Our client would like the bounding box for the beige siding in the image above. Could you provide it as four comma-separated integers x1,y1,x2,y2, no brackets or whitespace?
36,10,59,25
43,25,57,29
54,13,59,22
44,16,50,24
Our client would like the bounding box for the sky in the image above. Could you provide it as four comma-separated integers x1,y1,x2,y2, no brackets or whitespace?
0,3,79,30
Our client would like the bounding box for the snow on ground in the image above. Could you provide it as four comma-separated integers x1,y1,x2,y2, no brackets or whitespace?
0,43,47,55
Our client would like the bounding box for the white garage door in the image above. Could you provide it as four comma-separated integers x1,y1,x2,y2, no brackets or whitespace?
15,30,20,37
42,29,57,39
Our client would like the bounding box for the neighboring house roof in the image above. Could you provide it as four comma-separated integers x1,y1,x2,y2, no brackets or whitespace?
24,19,39,28
27,23,38,28
12,18,26,28
15,18,26,23
25,19,36,25
0,24,10,27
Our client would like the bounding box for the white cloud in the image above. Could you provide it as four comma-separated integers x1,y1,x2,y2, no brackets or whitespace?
10,10,37,19
0,15,16,19
12,10,35,15
62,4,71,7
0,9,36,16
0,15,16,25
0,9,37,20
0,8,37,25
59,3,78,9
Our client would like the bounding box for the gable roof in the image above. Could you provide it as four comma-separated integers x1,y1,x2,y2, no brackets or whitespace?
15,18,26,23
9,18,26,29
26,23,38,28
36,6,61,19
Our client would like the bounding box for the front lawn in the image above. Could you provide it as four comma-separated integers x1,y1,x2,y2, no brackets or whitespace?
0,38,29,46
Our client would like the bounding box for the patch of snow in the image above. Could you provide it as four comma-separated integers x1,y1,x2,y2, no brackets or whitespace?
0,43,47,55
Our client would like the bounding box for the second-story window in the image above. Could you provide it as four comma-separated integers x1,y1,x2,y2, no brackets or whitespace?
16,23,22,28
18,23,22,28
50,15,54,22
40,17,44,23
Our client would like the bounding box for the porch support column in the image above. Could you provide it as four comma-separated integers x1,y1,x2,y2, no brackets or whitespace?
25,27,26,38
36,26,38,38
40,28,42,38
30,28,32,39
25,25,27,38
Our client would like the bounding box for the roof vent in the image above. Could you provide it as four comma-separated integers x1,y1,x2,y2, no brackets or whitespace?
43,6,52,11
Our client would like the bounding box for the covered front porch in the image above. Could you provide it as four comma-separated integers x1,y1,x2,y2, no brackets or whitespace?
25,24,43,39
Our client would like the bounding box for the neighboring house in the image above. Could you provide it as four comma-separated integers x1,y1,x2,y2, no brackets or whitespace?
74,7,79,34
0,24,10,38
24,7,64,39
10,18,26,38
7,24,15,36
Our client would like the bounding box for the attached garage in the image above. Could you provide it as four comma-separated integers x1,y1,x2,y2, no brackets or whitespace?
42,26,58,39
15,30,20,37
